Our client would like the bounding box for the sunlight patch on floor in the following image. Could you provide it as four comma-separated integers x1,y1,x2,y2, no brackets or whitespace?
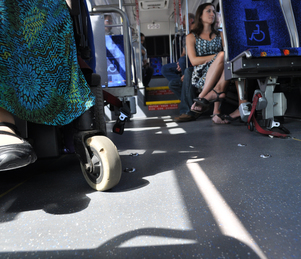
178,151,199,154
116,170,197,248
124,127,161,132
152,150,167,154
118,149,146,155
187,162,268,259
166,122,178,128
119,235,197,248
168,128,186,134
186,158,205,163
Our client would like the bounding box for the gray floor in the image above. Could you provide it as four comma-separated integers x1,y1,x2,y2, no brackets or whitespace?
0,110,301,259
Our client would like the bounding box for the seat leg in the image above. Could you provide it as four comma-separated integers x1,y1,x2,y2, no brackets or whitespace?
257,76,287,129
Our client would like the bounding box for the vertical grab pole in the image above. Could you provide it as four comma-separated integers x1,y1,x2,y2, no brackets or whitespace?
178,0,183,61
135,0,143,88
174,0,178,32
119,0,123,35
169,14,173,63
173,0,178,62
178,0,182,29
185,0,189,68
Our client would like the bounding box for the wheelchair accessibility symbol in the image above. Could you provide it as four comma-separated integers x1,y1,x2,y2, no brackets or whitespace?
245,20,271,46
249,24,265,42
107,59,118,74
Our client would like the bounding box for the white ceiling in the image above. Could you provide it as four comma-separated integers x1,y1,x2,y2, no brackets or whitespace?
87,0,219,29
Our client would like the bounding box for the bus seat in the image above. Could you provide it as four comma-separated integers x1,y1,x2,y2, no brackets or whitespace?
220,0,301,131
150,57,163,76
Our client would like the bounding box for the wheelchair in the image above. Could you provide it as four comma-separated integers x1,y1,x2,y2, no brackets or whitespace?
13,61,122,192
10,0,124,191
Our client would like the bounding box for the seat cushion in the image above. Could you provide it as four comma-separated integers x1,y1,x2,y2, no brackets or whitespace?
247,47,301,57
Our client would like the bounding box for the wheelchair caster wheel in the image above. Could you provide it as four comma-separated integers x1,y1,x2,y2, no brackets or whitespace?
248,121,254,131
81,136,122,191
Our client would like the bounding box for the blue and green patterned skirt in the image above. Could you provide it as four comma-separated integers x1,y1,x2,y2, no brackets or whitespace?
0,0,95,126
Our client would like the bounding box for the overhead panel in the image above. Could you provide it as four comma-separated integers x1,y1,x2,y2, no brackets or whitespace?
139,0,169,10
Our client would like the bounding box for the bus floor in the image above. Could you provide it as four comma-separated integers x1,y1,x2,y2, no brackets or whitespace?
0,112,301,259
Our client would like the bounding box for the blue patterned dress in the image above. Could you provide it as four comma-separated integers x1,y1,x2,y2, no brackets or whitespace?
191,33,223,90
0,0,95,126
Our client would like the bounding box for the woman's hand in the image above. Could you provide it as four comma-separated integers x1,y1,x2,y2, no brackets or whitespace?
186,33,216,66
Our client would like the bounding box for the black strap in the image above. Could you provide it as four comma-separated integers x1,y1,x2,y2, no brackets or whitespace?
211,89,226,102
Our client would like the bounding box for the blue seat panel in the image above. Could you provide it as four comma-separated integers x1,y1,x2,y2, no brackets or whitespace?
223,0,293,61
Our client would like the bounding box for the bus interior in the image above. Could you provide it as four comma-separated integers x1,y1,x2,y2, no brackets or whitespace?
1,0,301,258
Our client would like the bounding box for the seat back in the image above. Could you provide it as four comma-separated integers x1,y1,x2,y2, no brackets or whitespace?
290,0,301,47
221,0,293,62
150,57,163,76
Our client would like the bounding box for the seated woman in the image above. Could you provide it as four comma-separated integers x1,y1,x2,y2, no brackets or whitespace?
0,1,95,171
187,3,230,124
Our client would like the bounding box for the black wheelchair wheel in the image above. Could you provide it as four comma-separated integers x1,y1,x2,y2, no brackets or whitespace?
248,121,254,131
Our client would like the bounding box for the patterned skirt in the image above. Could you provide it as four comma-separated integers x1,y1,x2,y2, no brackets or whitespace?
0,0,95,126
191,54,218,91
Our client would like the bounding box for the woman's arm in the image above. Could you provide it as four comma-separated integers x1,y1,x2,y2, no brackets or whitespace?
186,33,216,66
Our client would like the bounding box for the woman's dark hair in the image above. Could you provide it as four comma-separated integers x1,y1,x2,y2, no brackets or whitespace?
190,3,219,39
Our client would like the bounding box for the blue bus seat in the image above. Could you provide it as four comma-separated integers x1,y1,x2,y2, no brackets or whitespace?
150,57,163,76
220,0,301,129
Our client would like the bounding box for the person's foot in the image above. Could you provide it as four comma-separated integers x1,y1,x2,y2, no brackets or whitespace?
222,109,242,122
211,114,229,124
0,122,37,171
229,109,241,120
191,102,204,113
175,114,197,122
191,90,226,114
0,126,23,145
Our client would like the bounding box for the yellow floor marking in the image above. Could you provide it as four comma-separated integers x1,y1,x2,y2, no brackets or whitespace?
0,179,30,199
145,86,169,90
146,100,181,105
292,137,301,141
